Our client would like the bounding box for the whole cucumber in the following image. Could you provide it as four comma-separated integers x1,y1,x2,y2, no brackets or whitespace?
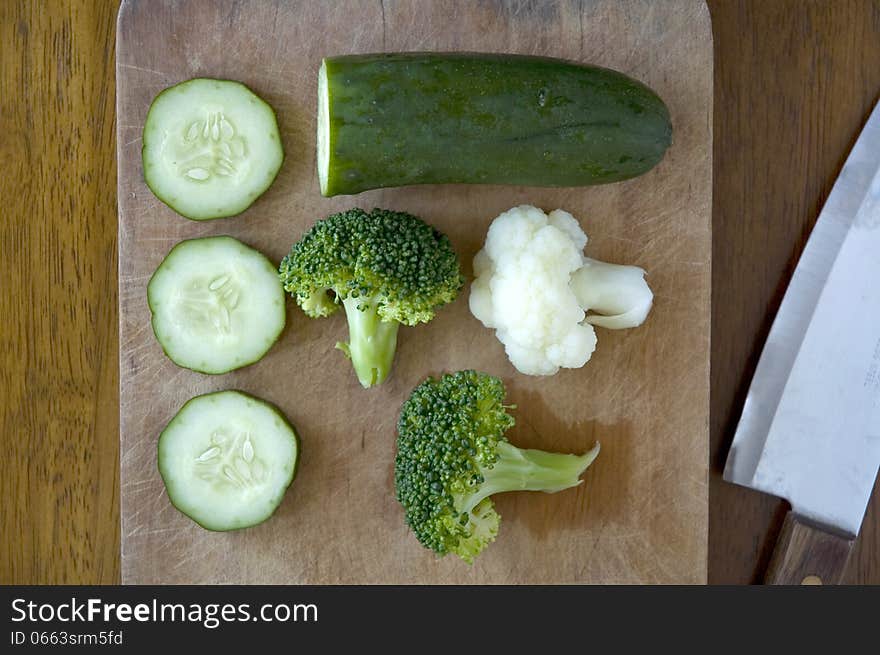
317,52,672,197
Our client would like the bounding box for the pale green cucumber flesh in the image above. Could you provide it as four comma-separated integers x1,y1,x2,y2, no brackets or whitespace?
318,53,672,197
158,390,299,532
147,236,286,374
143,78,283,220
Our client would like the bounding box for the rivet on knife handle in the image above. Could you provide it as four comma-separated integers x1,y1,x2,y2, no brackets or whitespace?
764,511,854,585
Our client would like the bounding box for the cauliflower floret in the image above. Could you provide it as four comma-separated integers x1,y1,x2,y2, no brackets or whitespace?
469,205,653,376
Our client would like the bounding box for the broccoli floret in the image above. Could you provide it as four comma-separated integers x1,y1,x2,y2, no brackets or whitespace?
394,370,600,563
279,208,464,387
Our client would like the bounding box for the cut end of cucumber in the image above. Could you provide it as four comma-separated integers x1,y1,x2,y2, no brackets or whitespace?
317,60,330,197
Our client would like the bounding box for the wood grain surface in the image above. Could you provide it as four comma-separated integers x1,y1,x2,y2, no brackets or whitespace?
764,512,854,585
1,0,120,585
2,0,879,584
708,0,880,584
116,0,710,584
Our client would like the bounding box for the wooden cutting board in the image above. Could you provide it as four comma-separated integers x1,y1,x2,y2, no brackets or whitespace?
117,0,712,584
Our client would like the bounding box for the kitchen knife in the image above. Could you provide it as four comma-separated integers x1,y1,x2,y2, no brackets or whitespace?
724,99,880,585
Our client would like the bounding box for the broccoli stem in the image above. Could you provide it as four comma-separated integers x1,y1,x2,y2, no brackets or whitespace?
462,441,601,513
337,295,400,388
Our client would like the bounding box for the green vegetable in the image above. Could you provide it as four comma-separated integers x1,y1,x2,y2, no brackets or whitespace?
278,208,463,388
158,390,299,532
395,370,600,563
142,78,284,220
317,52,671,196
148,236,286,374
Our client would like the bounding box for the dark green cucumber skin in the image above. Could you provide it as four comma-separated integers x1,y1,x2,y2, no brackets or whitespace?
322,53,672,197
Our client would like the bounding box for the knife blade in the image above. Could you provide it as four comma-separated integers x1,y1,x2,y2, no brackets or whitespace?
724,99,880,584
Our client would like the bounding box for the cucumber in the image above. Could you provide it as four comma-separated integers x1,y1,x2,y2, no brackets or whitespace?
158,390,299,531
317,53,672,197
148,236,286,374
142,78,283,220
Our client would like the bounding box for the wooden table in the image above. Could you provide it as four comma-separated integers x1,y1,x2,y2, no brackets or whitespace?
2,0,878,584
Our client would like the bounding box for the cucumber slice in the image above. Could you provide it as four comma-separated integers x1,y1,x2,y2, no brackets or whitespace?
158,390,299,531
142,78,284,220
148,236,286,374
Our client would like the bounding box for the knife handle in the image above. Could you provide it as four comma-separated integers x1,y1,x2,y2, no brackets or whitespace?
764,511,854,585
